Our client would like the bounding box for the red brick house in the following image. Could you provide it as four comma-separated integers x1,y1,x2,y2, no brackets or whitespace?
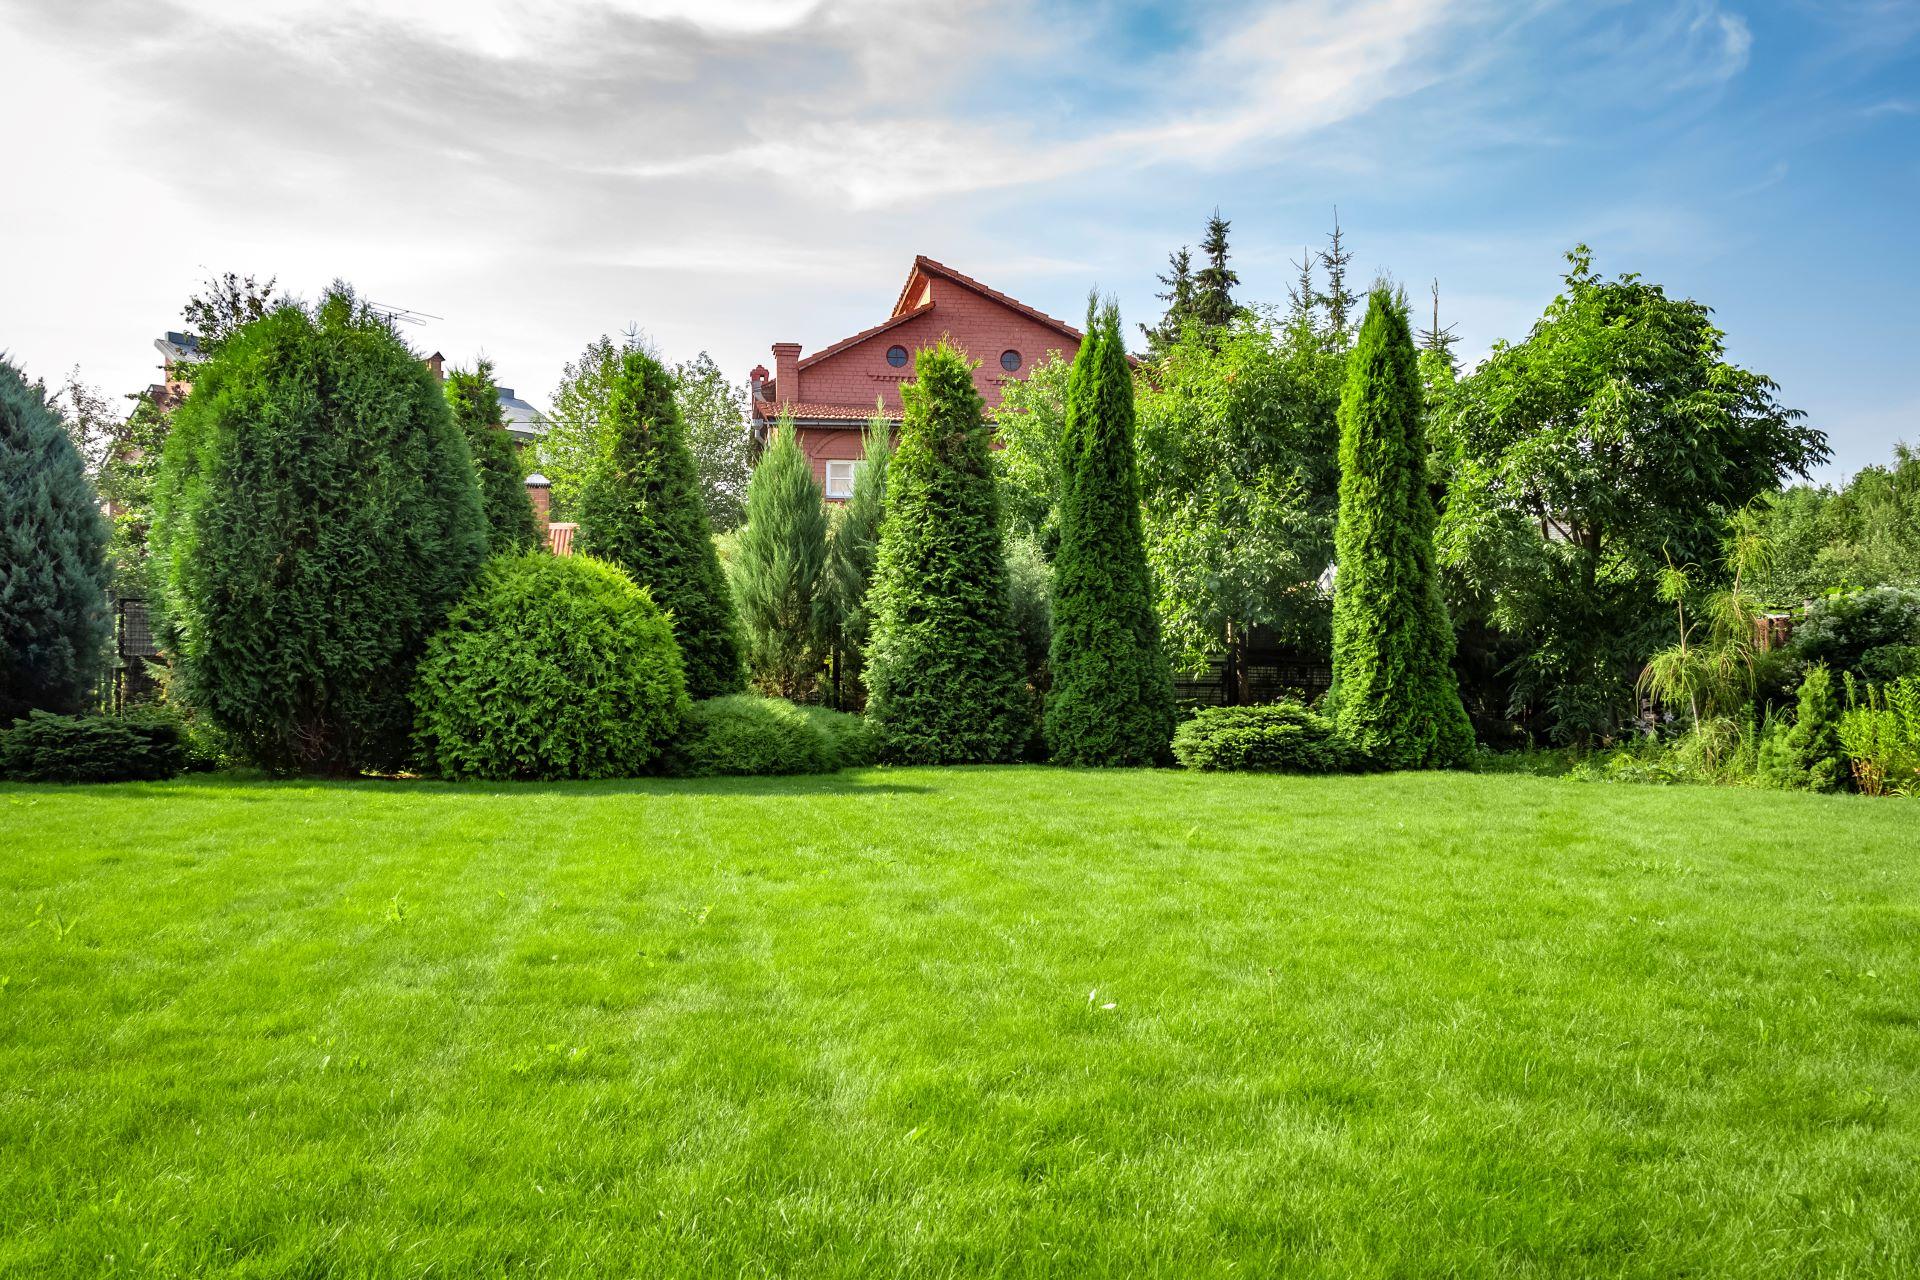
750,256,1085,499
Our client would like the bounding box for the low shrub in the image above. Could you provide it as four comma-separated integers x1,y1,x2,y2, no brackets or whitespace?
1,710,186,783
1757,664,1848,792
1861,644,1920,684
412,553,688,781
795,704,880,769
1837,675,1920,797
668,696,834,777
1171,702,1363,774
1793,587,1920,677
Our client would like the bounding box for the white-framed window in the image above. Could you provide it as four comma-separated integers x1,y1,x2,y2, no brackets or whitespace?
825,459,857,499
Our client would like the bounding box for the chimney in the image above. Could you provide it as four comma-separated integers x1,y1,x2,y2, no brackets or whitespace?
771,342,801,410
524,472,551,533
425,351,445,382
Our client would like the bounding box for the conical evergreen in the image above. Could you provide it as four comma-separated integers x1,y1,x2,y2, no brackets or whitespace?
1330,287,1473,768
1045,303,1175,766
0,358,110,722
578,347,742,698
864,341,1028,763
151,289,489,773
823,415,892,707
1192,210,1240,329
445,360,538,554
731,415,829,699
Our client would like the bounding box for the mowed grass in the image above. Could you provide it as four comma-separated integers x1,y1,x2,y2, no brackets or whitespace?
2,769,1917,1278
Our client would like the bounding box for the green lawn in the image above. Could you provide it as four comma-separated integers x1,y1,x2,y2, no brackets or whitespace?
3,769,1916,1278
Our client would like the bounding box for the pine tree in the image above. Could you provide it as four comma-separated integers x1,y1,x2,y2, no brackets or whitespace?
1138,246,1195,358
1045,303,1175,766
822,415,892,708
864,341,1029,763
1317,209,1357,349
445,360,538,554
1330,287,1473,768
151,289,489,773
1,358,111,723
578,346,743,698
731,415,828,699
1192,210,1240,330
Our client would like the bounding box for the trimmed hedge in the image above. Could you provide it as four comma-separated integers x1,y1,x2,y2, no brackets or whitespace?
1171,702,1363,774
667,697,879,776
412,553,687,781
796,704,880,769
1,710,186,783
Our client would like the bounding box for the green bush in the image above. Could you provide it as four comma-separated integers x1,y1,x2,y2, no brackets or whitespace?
1837,675,1920,797
1329,289,1473,769
731,417,827,699
864,341,1030,764
1793,587,1920,677
412,554,687,780
1171,702,1362,774
152,289,489,774
445,361,539,554
1758,664,1848,791
1,358,111,722
1861,643,1920,684
795,704,880,769
668,695,834,777
1,710,185,783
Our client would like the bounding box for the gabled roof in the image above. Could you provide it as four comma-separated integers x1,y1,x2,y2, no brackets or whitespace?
796,302,935,371
890,255,1084,345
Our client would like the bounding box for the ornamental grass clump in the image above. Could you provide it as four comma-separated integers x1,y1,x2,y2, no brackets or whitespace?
1171,701,1362,774
412,553,687,781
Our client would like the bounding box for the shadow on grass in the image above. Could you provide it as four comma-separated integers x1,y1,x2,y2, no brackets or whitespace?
0,770,937,801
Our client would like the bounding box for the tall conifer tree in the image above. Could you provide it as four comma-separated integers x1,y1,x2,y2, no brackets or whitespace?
1192,210,1240,330
823,414,892,707
1,358,110,722
1317,210,1358,349
1045,303,1175,765
730,415,828,699
1138,246,1196,358
864,342,1028,763
445,360,538,554
578,347,743,698
1330,288,1473,768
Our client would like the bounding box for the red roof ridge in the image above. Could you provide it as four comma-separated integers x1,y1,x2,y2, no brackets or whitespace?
893,255,1085,345
795,301,934,372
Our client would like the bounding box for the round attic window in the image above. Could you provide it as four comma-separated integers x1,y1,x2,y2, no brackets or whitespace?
1000,349,1022,373
886,344,909,368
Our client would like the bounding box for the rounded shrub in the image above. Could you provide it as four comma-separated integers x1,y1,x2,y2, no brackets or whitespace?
1171,701,1363,774
796,704,880,769
1,710,186,783
668,695,835,777
412,553,687,780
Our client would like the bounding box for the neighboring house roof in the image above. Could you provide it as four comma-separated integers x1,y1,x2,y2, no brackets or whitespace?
154,332,203,368
497,386,547,440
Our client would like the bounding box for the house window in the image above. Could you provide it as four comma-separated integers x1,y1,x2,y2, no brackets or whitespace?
886,345,909,368
825,459,857,499
1000,349,1022,373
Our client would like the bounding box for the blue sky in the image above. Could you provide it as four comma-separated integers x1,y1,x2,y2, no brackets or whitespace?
1,0,1914,479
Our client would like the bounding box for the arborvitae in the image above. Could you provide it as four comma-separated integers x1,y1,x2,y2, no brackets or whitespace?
445,360,538,554
731,416,828,699
151,290,489,773
1192,210,1240,330
578,347,743,698
1045,303,1175,766
822,415,891,707
864,341,1029,763
1317,209,1357,348
0,358,110,722
1766,663,1848,791
1330,287,1473,768
1138,246,1196,358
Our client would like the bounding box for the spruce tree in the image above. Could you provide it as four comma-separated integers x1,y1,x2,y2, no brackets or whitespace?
1045,303,1175,766
151,290,489,773
1317,210,1357,349
822,415,892,707
1330,287,1473,769
578,347,743,698
446,360,539,554
864,341,1029,763
1138,246,1196,359
731,416,828,699
1192,210,1240,330
1,358,110,722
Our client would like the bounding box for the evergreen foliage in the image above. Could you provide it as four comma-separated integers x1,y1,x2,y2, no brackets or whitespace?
1138,246,1196,358
1170,702,1361,774
412,553,686,781
822,415,891,707
731,416,828,699
0,358,111,722
1044,303,1175,766
863,341,1029,764
577,347,743,698
1316,210,1357,347
445,360,539,554
1192,210,1240,330
0,710,186,783
1759,664,1847,792
151,289,489,774
667,695,834,777
1330,288,1474,768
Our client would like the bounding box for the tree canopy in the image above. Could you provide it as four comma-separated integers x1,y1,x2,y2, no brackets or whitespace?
445,360,538,555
